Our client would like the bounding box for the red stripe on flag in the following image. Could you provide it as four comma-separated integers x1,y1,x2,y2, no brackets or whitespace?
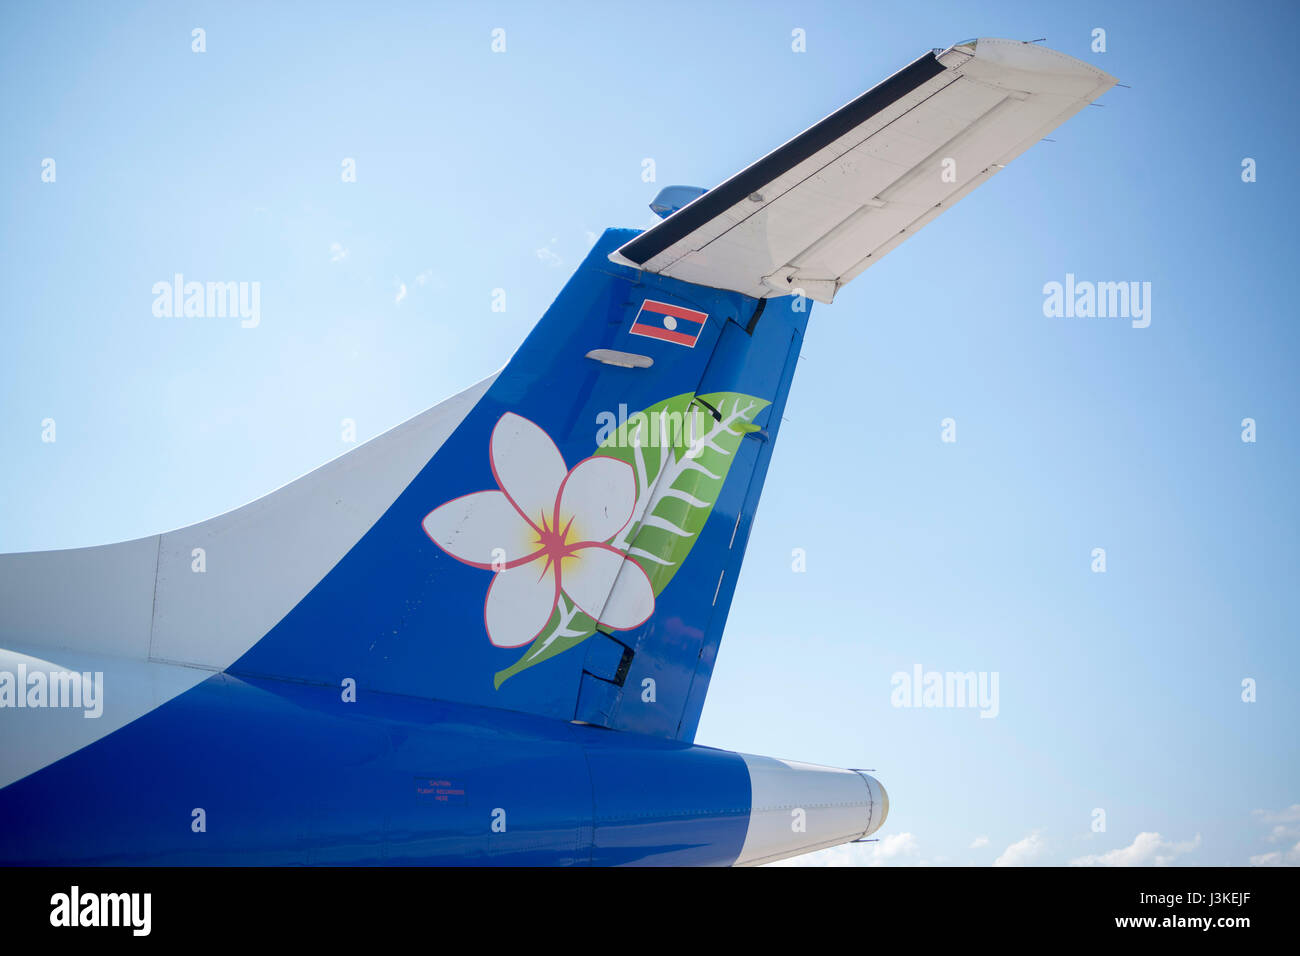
639,300,708,323
630,323,699,347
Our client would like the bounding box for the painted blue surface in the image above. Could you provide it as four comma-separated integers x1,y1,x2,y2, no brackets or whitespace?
0,673,751,865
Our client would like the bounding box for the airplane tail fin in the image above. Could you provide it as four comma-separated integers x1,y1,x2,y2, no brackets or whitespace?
228,229,808,739
2,39,1113,750
0,229,802,749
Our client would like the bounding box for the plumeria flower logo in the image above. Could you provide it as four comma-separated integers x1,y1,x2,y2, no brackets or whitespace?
422,412,654,648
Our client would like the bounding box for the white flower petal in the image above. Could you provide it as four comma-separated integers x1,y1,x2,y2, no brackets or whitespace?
557,456,636,544
599,558,656,630
484,560,558,648
491,412,567,530
423,491,540,568
562,545,654,630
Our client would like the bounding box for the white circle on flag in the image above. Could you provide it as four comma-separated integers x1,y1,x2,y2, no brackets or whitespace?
663,316,678,331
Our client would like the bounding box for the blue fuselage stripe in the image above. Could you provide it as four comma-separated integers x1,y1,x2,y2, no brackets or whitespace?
0,673,752,866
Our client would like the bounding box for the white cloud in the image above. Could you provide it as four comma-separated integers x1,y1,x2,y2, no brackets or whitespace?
1254,804,1300,842
1254,804,1300,823
536,237,563,268
1248,805,1300,864
1069,832,1200,867
394,280,407,305
769,832,920,867
415,269,433,286
1250,841,1300,866
970,836,989,849
1267,823,1300,843
870,831,920,863
329,242,349,263
993,832,1046,867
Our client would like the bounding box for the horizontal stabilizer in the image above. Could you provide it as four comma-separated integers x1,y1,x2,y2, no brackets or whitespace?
610,38,1117,302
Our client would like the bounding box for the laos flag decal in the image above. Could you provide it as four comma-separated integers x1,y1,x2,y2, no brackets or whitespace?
629,299,707,348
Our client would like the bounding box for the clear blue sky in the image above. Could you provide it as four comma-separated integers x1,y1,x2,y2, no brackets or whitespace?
2,1,1297,866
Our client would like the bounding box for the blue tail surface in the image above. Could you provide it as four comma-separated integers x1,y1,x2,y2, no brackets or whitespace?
231,229,808,740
